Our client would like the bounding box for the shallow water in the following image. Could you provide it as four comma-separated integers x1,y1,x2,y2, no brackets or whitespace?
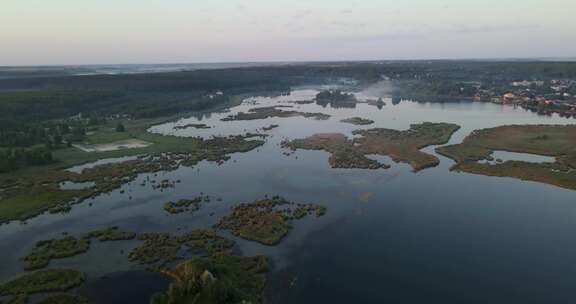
2,87,576,303
481,151,557,165
60,181,97,190
66,156,139,173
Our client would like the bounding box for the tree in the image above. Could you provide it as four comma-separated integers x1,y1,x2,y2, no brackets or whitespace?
116,122,126,132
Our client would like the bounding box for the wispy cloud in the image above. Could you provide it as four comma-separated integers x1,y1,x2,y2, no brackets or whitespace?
451,24,541,34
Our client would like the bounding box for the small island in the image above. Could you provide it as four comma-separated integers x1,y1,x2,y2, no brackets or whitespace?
128,229,235,266
436,124,576,190
0,269,84,297
163,196,206,214
221,106,330,121
285,122,461,172
173,123,211,130
340,117,374,125
22,227,136,270
216,196,327,246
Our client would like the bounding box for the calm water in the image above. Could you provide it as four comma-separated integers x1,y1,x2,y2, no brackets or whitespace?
2,87,576,303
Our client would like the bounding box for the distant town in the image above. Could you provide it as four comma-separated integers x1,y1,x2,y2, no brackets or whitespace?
477,79,576,117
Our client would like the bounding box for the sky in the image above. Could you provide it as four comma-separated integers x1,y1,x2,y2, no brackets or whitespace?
1,0,575,65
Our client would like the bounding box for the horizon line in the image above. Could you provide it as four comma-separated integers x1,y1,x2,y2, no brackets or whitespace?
2,56,576,68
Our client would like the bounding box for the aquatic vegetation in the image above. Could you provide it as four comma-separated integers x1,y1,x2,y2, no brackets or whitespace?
129,233,182,265
216,196,326,245
82,226,136,241
436,124,576,190
36,294,88,304
163,196,205,214
0,133,265,224
221,106,330,121
178,230,235,257
0,187,86,225
285,122,460,172
129,230,235,266
0,269,84,296
358,192,374,203
315,205,327,217
150,254,267,304
21,237,90,271
21,227,136,270
340,117,374,125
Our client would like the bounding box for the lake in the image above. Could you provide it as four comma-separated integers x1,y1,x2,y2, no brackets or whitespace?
1,86,576,303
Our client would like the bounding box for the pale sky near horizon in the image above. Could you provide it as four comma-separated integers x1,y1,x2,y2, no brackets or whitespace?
1,0,575,65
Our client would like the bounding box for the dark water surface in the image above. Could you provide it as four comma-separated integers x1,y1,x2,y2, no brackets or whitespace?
2,87,576,303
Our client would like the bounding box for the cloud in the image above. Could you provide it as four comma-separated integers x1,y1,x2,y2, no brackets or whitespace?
330,21,367,29
300,22,542,45
451,24,541,34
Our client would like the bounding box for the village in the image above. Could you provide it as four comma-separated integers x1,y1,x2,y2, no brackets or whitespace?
477,79,576,117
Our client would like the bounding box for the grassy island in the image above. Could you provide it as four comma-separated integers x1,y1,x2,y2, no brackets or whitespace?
285,122,460,171
173,123,211,130
221,106,330,121
340,117,374,125
436,124,576,190
286,133,386,169
0,269,84,296
82,226,136,242
129,230,235,266
21,236,90,271
22,227,136,270
216,196,326,246
163,196,206,214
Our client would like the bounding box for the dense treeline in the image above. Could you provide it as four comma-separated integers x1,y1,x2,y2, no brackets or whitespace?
0,146,53,173
0,67,316,126
2,62,574,123
0,119,95,148
0,61,574,150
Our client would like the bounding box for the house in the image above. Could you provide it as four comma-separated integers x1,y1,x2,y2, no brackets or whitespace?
502,93,516,103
